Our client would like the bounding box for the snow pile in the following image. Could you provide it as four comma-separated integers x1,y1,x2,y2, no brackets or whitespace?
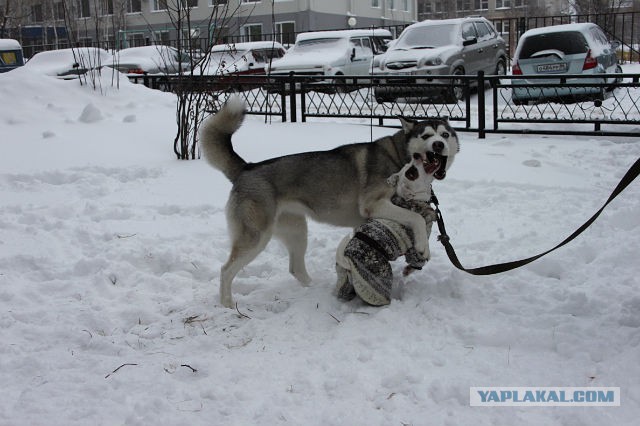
0,66,639,425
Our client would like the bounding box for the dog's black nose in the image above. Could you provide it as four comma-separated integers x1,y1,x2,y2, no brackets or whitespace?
432,141,445,153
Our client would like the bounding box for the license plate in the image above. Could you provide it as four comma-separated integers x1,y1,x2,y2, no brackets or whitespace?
536,63,567,73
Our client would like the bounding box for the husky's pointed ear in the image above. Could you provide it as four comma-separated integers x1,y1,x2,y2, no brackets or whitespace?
397,115,416,134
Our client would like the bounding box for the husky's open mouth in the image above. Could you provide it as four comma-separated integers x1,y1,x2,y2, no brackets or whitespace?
425,151,448,180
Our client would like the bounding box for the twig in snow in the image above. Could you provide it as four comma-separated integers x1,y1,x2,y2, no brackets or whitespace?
116,233,137,239
235,302,251,319
507,345,511,366
327,313,341,323
105,363,138,379
181,364,197,373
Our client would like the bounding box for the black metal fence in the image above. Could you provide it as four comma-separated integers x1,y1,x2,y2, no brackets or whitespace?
132,72,640,138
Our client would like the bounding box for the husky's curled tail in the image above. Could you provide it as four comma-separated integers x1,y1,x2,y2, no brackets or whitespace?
199,97,247,182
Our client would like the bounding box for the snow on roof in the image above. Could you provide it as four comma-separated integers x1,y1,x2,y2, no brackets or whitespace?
521,23,600,38
210,41,284,52
0,38,22,50
295,28,392,43
408,17,482,29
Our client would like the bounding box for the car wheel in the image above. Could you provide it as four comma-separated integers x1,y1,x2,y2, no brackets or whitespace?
447,67,465,102
495,59,506,77
332,73,347,92
608,64,623,91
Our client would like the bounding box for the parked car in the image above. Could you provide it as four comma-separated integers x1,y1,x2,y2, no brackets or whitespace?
194,41,286,76
511,23,623,105
266,29,392,82
106,45,187,75
372,17,507,102
24,47,111,79
0,38,24,73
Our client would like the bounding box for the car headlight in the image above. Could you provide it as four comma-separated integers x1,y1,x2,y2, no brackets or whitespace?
419,57,442,67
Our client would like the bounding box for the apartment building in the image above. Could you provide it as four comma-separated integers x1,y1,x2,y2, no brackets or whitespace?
0,1,417,55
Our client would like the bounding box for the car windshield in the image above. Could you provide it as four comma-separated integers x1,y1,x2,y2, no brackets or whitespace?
394,24,458,49
519,32,588,59
293,38,343,52
209,50,246,64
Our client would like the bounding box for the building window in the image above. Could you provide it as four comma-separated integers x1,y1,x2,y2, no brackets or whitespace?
372,0,380,7
242,0,261,3
153,31,171,44
241,24,262,42
101,0,114,15
275,21,295,46
79,0,91,18
153,0,168,11
209,0,228,6
474,0,488,10
31,4,43,23
127,33,145,47
496,0,511,8
180,0,199,7
388,0,395,10
53,2,65,20
457,0,471,11
127,0,142,13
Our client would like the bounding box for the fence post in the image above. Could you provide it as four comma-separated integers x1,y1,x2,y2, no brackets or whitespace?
477,71,486,139
289,72,297,123
281,79,287,122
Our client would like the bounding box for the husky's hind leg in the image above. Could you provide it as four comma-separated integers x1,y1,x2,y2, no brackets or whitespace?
220,195,275,308
274,212,312,286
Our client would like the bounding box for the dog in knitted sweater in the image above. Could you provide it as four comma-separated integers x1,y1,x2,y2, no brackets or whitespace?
335,153,437,305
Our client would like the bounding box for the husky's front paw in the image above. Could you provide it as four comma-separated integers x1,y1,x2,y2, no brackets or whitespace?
414,231,430,260
220,293,234,309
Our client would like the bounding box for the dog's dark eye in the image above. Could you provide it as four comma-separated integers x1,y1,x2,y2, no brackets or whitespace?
441,132,450,139
412,152,422,160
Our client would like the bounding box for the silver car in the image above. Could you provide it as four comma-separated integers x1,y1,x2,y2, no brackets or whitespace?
372,17,507,102
511,23,622,105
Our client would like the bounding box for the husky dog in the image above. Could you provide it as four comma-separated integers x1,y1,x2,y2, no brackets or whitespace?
335,154,437,306
200,97,459,308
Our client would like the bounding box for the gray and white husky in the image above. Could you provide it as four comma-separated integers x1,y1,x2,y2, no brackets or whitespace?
200,97,459,308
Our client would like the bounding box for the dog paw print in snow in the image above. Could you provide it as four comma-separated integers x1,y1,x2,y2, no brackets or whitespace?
42,130,55,139
123,114,136,123
78,103,103,123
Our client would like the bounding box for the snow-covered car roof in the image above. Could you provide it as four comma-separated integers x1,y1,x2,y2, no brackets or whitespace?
210,41,284,52
519,22,601,38
24,47,111,77
104,45,182,74
295,28,392,43
0,38,22,50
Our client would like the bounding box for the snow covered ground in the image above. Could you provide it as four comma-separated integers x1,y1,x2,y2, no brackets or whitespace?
1,66,639,425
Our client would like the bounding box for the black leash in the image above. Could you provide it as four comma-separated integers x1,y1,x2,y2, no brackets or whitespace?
431,157,640,275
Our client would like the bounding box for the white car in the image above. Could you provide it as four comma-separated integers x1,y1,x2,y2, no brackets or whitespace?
511,23,623,104
194,41,286,76
106,45,187,75
24,47,111,79
267,29,392,81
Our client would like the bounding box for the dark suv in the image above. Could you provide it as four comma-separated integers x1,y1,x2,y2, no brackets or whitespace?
372,17,507,102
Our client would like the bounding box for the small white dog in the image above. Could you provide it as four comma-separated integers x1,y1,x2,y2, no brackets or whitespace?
335,154,437,305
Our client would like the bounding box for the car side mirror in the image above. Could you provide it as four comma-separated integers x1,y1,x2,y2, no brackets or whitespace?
350,47,356,61
463,37,478,46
